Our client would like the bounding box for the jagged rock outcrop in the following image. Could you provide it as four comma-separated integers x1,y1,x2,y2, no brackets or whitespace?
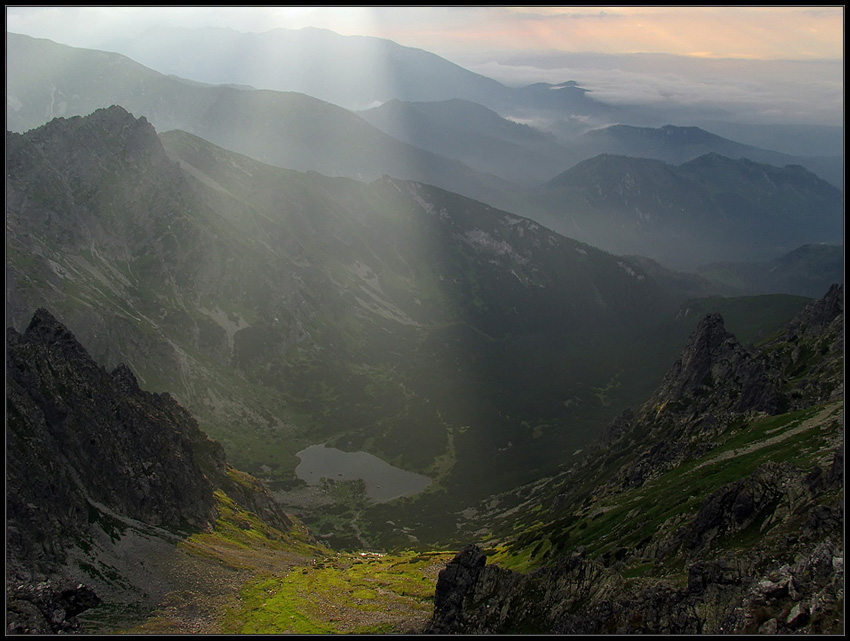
769,282,844,409
578,284,844,494
430,544,488,631
786,282,843,341
430,545,623,634
431,461,843,634
7,309,226,577
430,285,844,634
6,307,295,632
651,312,780,416
659,446,844,561
5,581,101,634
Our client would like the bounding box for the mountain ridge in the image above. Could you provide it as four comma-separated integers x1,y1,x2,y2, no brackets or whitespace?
8,33,841,275
5,32,517,212
532,151,843,269
428,284,844,634
8,106,747,534
95,24,515,112
577,124,843,188
6,307,313,633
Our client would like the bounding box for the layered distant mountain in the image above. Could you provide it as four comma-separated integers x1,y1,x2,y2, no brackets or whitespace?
697,244,844,298
8,32,842,277
574,124,843,190
5,32,520,211
92,25,614,121
89,27,843,160
358,98,582,186
99,25,511,109
531,153,843,269
359,100,843,191
8,31,516,207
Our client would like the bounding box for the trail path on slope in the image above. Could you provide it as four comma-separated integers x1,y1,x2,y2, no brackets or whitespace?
691,402,842,472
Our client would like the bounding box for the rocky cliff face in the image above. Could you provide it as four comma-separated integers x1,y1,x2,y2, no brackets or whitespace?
6,308,293,633
588,283,843,492
428,284,844,634
7,309,225,574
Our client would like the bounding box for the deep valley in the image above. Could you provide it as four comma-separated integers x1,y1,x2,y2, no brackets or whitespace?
4,17,844,636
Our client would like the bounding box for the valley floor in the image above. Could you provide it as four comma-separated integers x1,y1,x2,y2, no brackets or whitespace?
93,531,453,634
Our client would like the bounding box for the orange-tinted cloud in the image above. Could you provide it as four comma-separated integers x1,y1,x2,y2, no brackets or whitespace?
6,6,844,61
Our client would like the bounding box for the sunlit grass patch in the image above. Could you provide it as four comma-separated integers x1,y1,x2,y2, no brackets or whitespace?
222,549,454,634
179,488,328,569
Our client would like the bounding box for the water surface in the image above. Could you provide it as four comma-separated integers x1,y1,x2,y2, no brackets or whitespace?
295,444,432,503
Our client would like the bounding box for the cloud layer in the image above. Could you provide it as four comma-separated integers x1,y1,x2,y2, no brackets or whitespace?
7,6,844,61
6,6,843,127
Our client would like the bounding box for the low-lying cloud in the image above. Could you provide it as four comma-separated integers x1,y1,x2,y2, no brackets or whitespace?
461,52,843,127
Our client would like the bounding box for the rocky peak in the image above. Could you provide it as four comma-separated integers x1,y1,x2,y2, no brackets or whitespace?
646,312,779,418
787,282,843,340
18,307,94,362
6,308,227,578
111,361,141,393
577,285,843,494
432,543,487,628
12,105,167,169
663,313,739,396
7,307,301,632
6,105,185,260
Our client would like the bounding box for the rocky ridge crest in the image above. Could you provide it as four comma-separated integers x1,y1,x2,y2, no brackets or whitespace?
6,308,294,633
428,284,844,634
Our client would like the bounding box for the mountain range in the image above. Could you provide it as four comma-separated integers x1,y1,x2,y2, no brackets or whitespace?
5,283,842,633
7,32,844,271
4,24,845,635
92,25,611,120
531,152,842,268
89,27,844,185
7,106,740,518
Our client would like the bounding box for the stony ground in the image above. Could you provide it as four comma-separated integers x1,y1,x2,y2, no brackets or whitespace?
89,533,452,635
108,534,314,634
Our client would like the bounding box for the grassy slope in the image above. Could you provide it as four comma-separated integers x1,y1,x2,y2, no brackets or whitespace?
111,473,455,635
489,398,843,576
109,393,840,634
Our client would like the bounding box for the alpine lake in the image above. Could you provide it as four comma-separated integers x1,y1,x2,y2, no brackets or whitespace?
294,444,432,503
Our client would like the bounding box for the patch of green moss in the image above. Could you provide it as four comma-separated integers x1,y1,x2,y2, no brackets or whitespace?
180,490,327,568
222,549,454,634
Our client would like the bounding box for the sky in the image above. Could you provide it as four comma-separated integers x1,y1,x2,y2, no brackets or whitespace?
6,6,845,126
5,6,844,62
